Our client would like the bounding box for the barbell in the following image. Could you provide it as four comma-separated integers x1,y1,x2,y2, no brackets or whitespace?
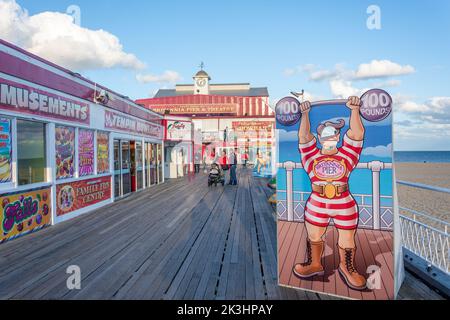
275,88,393,126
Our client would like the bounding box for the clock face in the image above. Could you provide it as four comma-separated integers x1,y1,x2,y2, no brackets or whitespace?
196,79,206,87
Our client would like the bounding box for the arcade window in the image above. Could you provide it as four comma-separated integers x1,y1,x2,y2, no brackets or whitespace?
17,120,47,185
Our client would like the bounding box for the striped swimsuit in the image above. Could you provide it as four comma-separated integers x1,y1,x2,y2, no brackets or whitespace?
298,133,363,230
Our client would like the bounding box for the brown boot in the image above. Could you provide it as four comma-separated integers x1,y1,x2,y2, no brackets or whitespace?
338,246,367,290
293,239,325,278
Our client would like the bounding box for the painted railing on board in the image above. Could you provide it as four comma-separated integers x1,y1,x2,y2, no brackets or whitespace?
276,161,393,230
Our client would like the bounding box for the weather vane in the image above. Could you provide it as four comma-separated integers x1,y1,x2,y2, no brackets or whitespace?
199,61,205,70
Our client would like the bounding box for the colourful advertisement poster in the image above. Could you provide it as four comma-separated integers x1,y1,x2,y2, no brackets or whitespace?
78,129,94,176
55,126,75,179
97,131,109,174
276,90,395,300
166,120,192,141
56,176,111,216
253,145,272,178
0,118,12,183
0,187,51,244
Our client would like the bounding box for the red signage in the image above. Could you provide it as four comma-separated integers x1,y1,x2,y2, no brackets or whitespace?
56,176,111,216
232,121,274,131
0,78,89,124
104,110,163,139
149,103,237,115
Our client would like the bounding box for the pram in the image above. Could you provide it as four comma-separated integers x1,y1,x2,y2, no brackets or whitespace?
208,163,225,187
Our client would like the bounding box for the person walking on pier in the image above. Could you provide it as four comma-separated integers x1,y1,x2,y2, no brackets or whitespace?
194,149,201,173
219,150,229,172
228,148,238,185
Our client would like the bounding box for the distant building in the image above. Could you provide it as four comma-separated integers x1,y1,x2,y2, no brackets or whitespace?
136,69,275,178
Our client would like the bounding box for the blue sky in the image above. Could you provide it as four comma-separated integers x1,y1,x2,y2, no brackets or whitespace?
2,0,450,150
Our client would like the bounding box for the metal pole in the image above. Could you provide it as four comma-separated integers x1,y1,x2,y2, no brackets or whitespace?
284,161,296,222
369,161,383,230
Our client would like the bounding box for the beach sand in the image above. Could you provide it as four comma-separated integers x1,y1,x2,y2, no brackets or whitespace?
395,163,450,226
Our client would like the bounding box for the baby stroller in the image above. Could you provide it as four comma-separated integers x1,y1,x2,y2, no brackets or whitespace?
208,163,225,187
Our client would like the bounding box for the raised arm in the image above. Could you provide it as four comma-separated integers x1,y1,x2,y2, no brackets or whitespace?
298,101,314,144
345,96,365,141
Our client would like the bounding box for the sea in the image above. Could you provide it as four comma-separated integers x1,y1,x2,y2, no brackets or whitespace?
394,151,450,163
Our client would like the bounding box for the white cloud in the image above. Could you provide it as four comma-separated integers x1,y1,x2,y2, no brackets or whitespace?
398,101,428,113
0,0,145,70
373,79,402,88
136,71,182,84
355,60,415,79
329,79,368,99
286,60,414,83
397,97,450,124
362,143,392,157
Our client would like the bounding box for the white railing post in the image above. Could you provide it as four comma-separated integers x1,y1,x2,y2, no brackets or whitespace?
284,161,296,222
368,161,384,230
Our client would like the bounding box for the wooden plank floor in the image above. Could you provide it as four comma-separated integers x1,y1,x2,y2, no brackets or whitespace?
0,169,443,300
278,221,394,299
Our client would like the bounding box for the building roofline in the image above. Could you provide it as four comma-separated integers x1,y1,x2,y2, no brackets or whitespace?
136,93,270,104
175,82,252,87
0,39,162,119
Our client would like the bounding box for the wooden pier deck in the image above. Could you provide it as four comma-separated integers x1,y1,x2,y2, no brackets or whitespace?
278,221,394,299
0,169,443,300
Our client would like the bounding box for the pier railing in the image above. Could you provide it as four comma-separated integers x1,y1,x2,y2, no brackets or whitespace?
276,161,393,231
397,180,449,276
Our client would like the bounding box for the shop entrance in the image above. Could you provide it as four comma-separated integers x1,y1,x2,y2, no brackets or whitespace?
114,139,132,199
144,142,161,187
130,141,143,192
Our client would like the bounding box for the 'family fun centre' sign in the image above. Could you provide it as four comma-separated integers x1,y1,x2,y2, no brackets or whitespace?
0,187,52,244
0,79,89,125
105,110,163,139
56,176,111,216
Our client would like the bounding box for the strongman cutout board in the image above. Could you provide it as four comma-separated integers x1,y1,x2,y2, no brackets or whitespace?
275,89,399,299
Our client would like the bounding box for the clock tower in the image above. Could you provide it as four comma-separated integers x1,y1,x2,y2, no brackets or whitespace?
193,64,210,95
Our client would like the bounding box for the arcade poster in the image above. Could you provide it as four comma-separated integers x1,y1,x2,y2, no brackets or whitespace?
275,89,397,300
0,187,51,244
97,131,109,174
232,121,274,178
55,126,75,179
78,129,94,176
0,118,11,183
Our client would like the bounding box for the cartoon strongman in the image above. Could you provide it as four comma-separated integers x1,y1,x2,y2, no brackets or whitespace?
293,96,366,290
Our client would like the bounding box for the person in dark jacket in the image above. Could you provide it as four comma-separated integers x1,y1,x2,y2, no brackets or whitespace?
228,148,238,185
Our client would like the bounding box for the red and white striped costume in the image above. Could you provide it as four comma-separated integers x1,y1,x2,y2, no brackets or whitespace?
298,133,363,230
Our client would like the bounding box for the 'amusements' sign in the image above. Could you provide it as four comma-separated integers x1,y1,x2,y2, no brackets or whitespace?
0,79,89,124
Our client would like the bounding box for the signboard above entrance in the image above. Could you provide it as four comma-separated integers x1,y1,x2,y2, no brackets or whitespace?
149,103,237,115
105,110,163,139
0,79,90,125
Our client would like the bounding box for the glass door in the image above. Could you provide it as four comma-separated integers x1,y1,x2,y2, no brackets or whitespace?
121,140,131,196
151,143,157,185
114,139,121,198
157,144,162,184
136,141,143,190
144,142,151,188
